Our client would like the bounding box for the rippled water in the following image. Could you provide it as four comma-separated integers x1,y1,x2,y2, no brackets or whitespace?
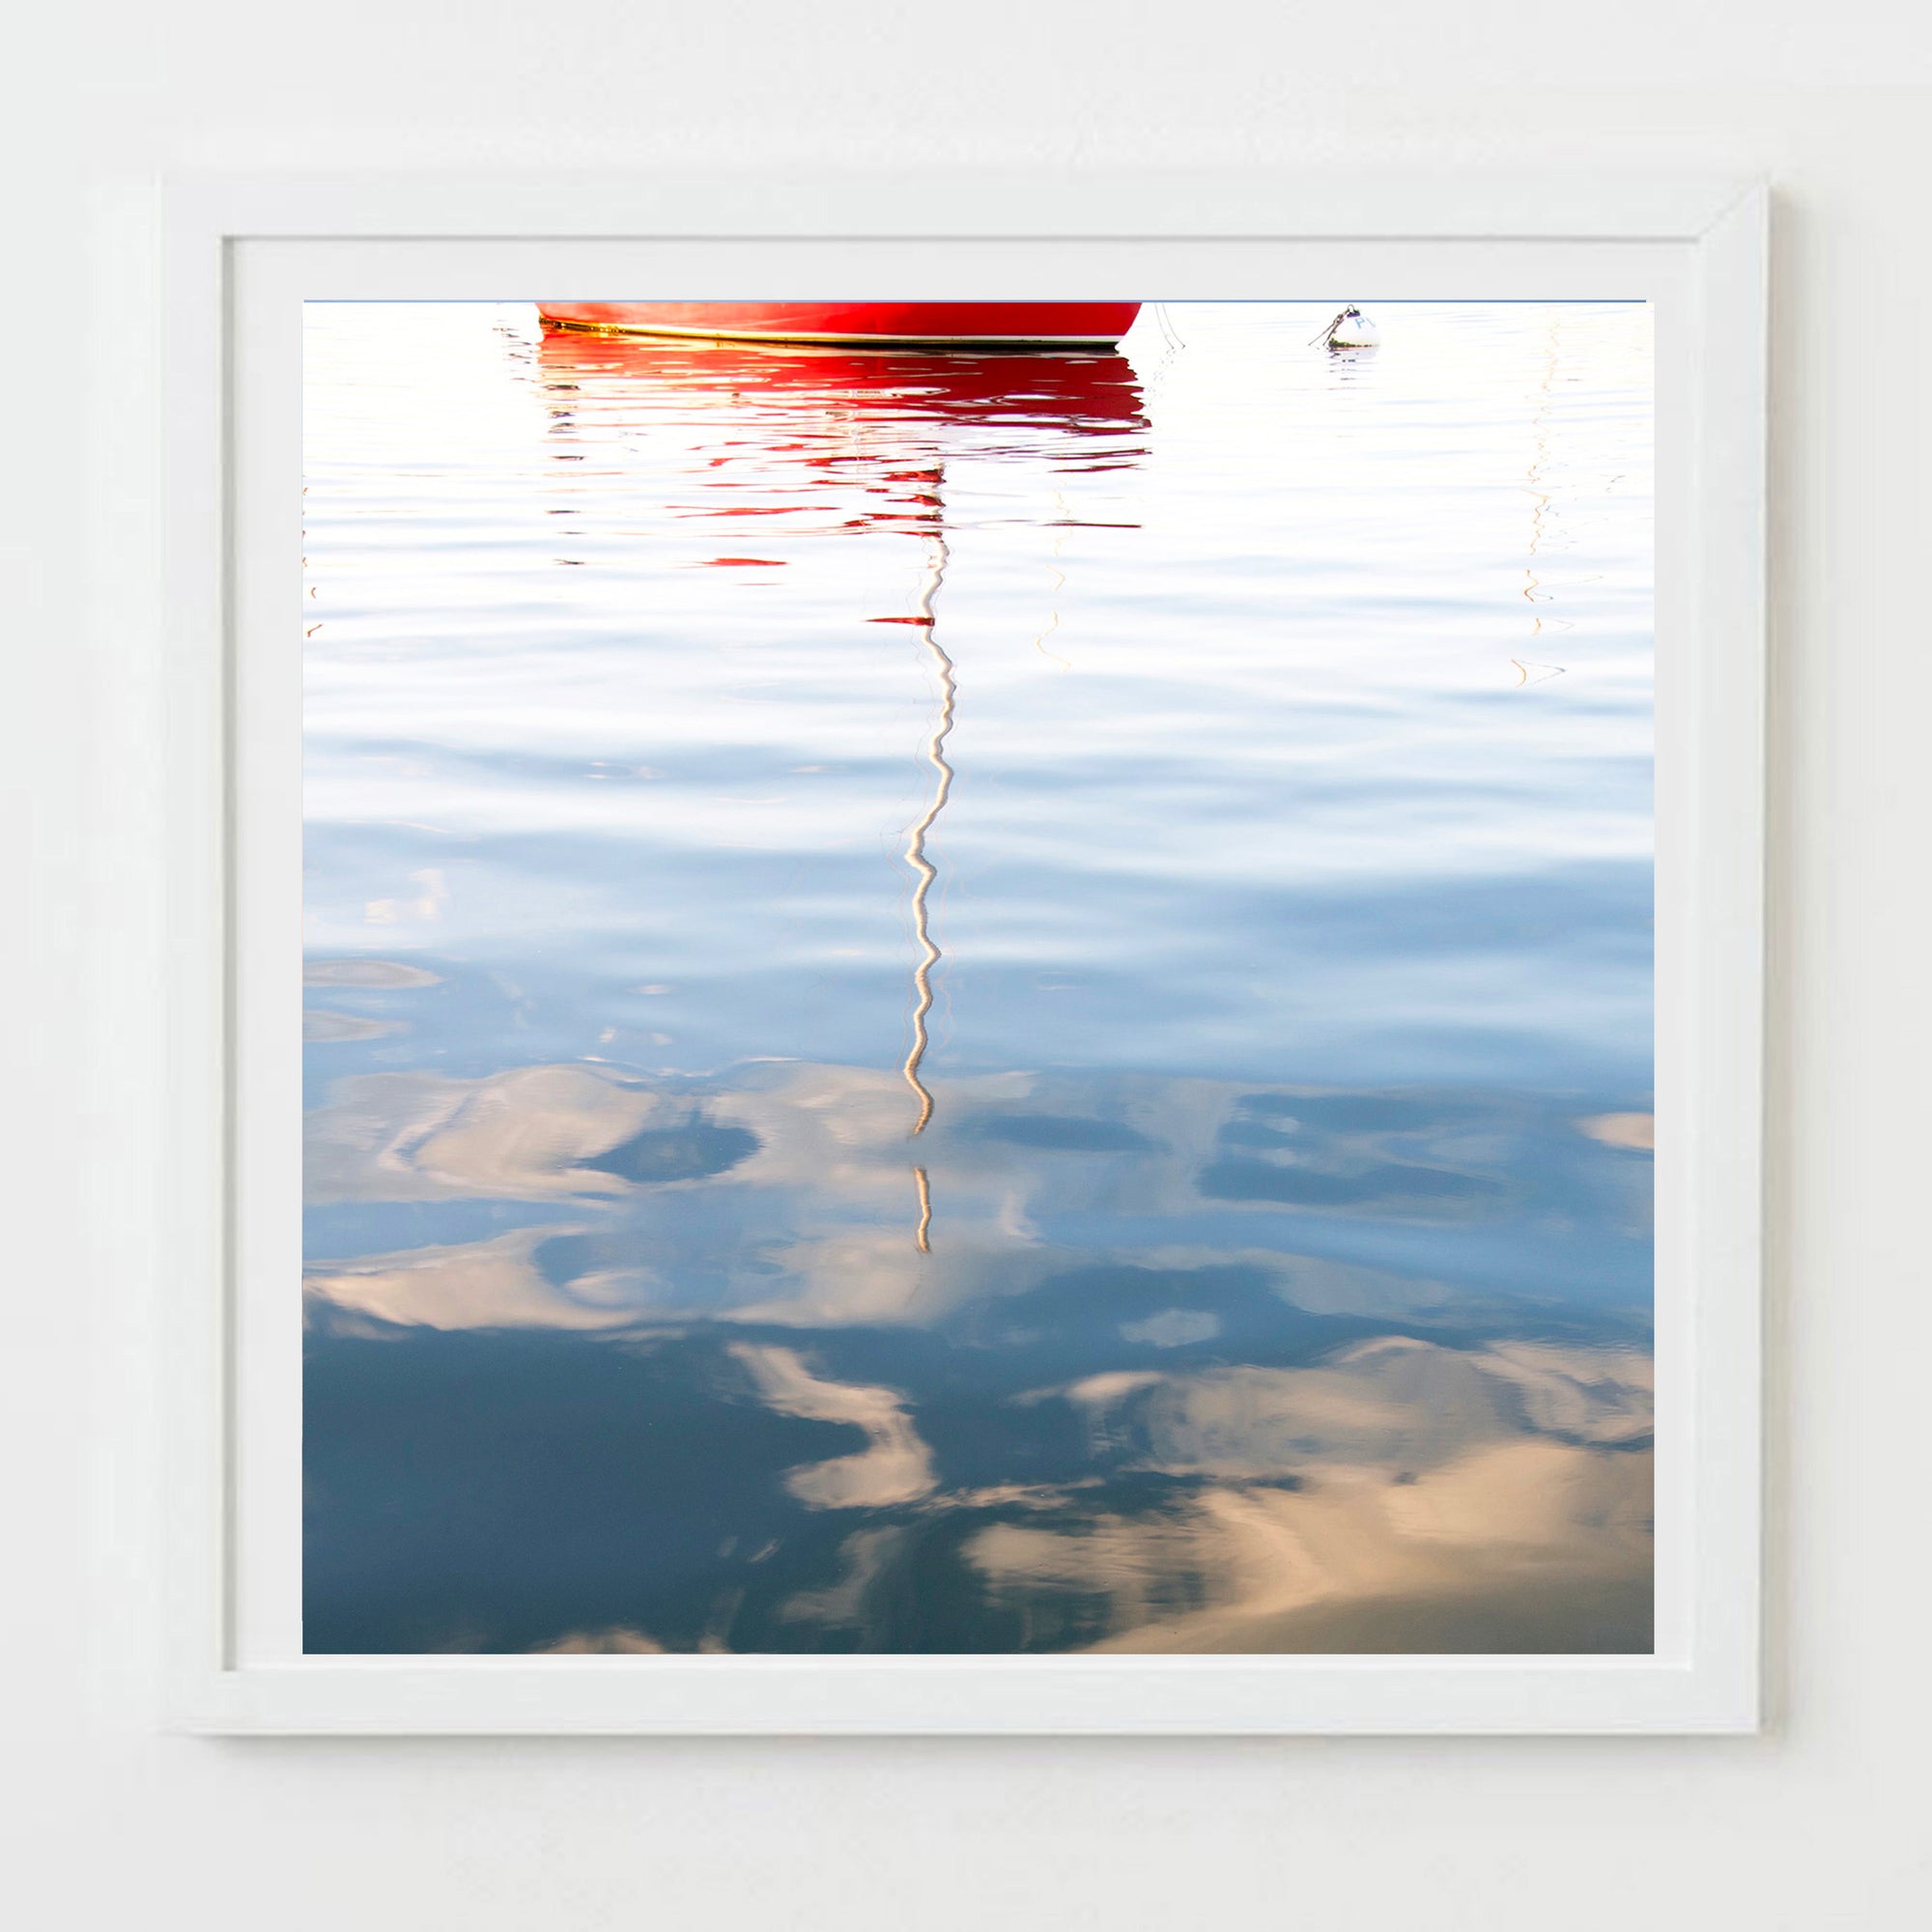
302,301,1654,1654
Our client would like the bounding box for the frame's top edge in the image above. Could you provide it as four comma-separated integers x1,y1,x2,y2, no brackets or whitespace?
162,169,1763,244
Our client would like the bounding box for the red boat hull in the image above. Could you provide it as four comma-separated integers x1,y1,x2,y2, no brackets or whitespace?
535,301,1142,347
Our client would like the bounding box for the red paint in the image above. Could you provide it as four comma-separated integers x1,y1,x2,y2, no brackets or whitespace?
536,301,1142,347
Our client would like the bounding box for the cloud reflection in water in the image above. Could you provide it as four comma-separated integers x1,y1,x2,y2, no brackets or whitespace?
303,1055,1654,1653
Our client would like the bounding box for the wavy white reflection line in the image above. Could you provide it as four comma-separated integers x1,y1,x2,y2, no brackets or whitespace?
900,533,955,1147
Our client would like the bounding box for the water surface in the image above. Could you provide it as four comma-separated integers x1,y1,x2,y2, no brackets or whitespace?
302,301,1654,1654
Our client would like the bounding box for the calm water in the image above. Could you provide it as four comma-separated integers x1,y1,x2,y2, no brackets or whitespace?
302,301,1655,1654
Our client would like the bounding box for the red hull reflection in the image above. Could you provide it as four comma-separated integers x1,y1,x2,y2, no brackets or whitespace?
534,327,1147,538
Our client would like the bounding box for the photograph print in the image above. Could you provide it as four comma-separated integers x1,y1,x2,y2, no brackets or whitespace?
300,295,1655,1656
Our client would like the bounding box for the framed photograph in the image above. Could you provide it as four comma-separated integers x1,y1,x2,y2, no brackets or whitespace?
163,172,1764,1733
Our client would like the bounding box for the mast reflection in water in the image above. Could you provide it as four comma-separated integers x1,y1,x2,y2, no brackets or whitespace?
302,302,1656,1655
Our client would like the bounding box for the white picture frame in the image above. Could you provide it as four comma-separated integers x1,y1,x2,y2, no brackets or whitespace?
161,170,1765,1735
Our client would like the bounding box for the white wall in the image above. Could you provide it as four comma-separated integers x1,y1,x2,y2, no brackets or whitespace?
6,5,1931,1925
